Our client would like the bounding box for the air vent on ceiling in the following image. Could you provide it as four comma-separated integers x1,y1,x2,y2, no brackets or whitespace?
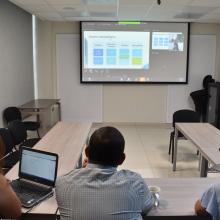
89,11,116,17
61,11,82,17
174,12,205,19
173,6,217,20
83,0,117,4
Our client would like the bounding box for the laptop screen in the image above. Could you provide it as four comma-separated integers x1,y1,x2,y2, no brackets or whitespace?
19,147,58,187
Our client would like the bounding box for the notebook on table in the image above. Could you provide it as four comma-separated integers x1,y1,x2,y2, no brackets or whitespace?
10,146,58,208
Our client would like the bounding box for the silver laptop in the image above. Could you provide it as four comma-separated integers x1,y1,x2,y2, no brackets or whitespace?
10,147,58,208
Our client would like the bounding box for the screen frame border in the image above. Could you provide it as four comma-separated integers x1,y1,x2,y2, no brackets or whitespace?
18,146,59,187
80,21,190,84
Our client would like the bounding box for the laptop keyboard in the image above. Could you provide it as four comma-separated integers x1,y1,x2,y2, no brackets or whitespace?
11,179,52,204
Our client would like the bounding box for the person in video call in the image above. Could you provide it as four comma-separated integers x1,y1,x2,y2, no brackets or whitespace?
0,137,21,218
56,126,154,220
195,182,220,220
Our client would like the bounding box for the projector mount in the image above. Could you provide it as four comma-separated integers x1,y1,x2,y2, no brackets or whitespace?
157,0,161,5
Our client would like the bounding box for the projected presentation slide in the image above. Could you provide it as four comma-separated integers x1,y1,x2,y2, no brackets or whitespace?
84,31,150,69
81,21,189,83
152,32,184,51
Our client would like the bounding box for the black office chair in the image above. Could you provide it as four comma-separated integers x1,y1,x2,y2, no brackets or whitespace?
168,109,200,163
3,106,40,137
0,128,19,172
8,120,41,149
190,89,208,122
190,75,215,122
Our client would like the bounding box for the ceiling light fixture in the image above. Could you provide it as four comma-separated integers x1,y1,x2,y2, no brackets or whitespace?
63,7,75,10
157,0,161,5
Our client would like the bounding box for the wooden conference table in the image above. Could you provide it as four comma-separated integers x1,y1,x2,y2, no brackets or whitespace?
173,123,220,177
19,99,61,133
6,122,92,217
6,122,219,219
19,99,60,115
146,178,216,219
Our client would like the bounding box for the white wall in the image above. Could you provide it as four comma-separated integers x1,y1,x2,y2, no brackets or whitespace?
0,0,34,126
166,35,216,122
36,21,79,99
56,34,103,122
103,85,167,123
35,20,53,98
36,21,220,123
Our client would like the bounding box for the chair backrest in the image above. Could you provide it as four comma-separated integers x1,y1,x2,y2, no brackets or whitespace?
172,109,200,128
203,74,215,90
0,135,6,156
3,107,22,124
0,135,6,169
0,128,15,155
190,90,209,122
8,120,27,145
190,90,206,112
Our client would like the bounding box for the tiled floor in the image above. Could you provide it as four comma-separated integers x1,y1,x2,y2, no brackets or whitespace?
90,123,220,179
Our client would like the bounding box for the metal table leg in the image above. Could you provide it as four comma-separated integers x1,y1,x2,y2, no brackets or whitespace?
56,102,61,121
200,156,208,177
173,127,178,171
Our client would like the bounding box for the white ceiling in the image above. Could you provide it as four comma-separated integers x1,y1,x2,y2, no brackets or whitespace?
9,0,220,23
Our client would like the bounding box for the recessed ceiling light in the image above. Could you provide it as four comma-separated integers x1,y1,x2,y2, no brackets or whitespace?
63,7,75,10
83,0,117,4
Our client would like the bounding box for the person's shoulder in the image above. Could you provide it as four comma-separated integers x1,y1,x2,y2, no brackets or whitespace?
204,182,220,193
212,181,220,187
201,182,219,201
117,170,149,196
117,169,142,176
211,182,220,194
56,168,81,187
117,169,144,181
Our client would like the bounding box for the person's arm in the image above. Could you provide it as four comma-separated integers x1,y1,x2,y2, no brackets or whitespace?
0,175,21,218
195,184,218,219
138,178,154,215
195,199,210,216
142,187,154,215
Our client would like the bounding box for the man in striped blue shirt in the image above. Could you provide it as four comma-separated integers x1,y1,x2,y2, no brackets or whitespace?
55,126,154,220
195,182,220,220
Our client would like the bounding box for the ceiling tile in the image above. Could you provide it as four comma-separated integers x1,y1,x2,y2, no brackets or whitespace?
119,0,154,5
46,0,82,4
52,4,83,12
83,0,117,5
173,6,216,20
8,0,220,22
60,11,82,17
10,0,47,5
163,0,193,6
64,16,88,21
182,6,217,14
197,13,220,23
35,11,62,20
145,10,179,21
190,0,220,7
24,4,55,12
208,7,220,14
87,5,117,13
119,6,151,18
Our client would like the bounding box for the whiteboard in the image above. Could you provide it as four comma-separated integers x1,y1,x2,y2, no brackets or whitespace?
166,35,216,122
56,34,102,122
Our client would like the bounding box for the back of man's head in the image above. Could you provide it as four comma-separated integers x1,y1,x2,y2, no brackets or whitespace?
86,126,125,167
